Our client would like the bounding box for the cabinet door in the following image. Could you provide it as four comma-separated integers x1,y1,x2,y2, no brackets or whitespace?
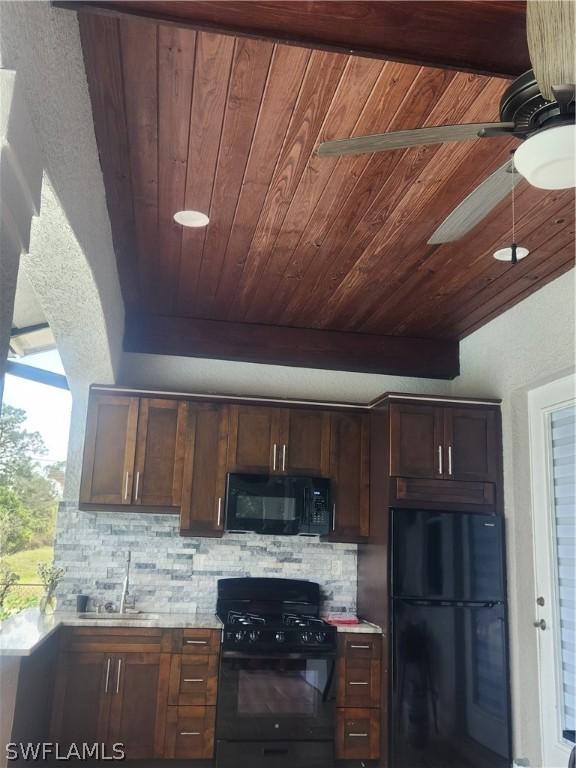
164,705,216,759
328,413,370,541
80,394,139,505
336,708,380,760
445,407,499,482
50,652,111,748
180,404,228,537
389,402,444,479
108,653,170,759
227,405,282,473
133,399,188,507
281,409,331,476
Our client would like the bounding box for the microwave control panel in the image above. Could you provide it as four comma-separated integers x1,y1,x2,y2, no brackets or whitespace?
308,488,331,533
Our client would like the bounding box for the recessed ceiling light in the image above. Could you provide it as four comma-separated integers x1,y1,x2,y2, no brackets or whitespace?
174,210,209,228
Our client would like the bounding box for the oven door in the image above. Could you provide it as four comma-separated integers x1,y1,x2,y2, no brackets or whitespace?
225,474,302,535
217,652,336,742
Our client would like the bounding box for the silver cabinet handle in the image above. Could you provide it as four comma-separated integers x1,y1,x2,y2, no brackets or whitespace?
134,471,140,501
332,503,336,531
217,497,222,527
123,472,130,501
282,444,287,471
185,640,208,645
104,657,111,693
448,445,453,476
438,445,443,475
115,658,122,694
348,733,369,738
272,443,277,471
349,681,369,686
180,732,201,737
183,678,204,683
350,644,370,649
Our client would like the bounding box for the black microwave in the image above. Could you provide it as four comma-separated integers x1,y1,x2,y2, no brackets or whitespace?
225,473,332,536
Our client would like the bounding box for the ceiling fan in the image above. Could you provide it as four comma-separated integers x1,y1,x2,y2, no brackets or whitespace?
317,0,576,244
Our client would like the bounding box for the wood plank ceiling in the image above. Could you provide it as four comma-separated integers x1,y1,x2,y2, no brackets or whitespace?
77,7,575,375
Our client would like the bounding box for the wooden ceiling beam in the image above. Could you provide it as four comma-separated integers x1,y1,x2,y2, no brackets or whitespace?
124,314,460,379
54,1,530,78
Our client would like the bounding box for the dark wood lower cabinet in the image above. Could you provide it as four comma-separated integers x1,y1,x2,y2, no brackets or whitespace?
51,650,170,759
108,652,171,758
51,629,220,761
164,705,216,759
336,708,381,760
336,633,382,762
51,652,111,749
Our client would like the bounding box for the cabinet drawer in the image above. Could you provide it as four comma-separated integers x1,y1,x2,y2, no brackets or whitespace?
337,657,381,708
339,633,381,660
336,708,380,760
165,706,215,759
393,477,496,509
63,627,169,653
177,629,221,655
168,655,218,706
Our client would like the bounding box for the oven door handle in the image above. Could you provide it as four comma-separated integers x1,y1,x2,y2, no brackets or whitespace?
221,650,336,661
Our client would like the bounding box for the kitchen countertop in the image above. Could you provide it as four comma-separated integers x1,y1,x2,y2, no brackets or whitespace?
0,608,222,657
1,609,381,657
332,620,382,634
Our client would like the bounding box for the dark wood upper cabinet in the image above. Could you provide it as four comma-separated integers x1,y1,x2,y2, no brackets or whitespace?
327,412,370,541
80,394,139,505
180,404,228,537
108,652,170,759
134,399,188,507
445,406,499,482
227,405,331,476
390,401,499,483
80,393,189,510
282,409,331,476
227,405,281,474
389,402,443,479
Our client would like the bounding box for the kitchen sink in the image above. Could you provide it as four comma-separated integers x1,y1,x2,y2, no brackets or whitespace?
77,612,161,621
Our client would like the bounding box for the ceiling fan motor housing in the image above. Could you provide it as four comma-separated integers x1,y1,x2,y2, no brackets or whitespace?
500,69,575,137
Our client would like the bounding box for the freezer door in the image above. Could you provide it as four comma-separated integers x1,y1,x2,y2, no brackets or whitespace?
392,509,505,601
391,600,511,768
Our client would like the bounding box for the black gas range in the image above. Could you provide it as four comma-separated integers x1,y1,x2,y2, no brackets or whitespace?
215,578,337,768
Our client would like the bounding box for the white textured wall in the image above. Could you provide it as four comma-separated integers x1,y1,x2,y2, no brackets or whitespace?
119,352,453,405
452,268,576,767
0,2,126,496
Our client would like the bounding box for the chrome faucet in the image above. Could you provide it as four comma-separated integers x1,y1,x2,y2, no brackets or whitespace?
119,550,131,614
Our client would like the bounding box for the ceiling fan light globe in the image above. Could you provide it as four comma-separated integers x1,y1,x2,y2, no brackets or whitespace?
493,246,529,262
514,124,576,189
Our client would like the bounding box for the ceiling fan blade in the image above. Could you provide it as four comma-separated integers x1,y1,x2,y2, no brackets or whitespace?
317,122,515,158
527,0,576,102
428,160,522,245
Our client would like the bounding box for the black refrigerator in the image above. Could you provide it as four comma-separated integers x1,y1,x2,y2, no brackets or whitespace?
390,509,512,768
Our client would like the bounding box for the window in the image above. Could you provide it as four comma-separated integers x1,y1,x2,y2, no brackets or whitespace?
0,350,71,618
530,375,576,764
550,404,575,744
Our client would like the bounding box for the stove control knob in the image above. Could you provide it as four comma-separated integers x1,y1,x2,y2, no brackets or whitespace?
300,631,312,644
314,632,326,644
275,631,285,643
234,630,245,643
248,630,260,643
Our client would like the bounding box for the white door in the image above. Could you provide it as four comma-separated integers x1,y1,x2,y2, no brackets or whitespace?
529,375,575,767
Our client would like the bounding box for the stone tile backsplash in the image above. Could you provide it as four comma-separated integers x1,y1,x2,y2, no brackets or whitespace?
54,502,358,614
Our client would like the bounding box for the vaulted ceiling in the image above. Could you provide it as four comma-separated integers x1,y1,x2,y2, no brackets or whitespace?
72,2,575,377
